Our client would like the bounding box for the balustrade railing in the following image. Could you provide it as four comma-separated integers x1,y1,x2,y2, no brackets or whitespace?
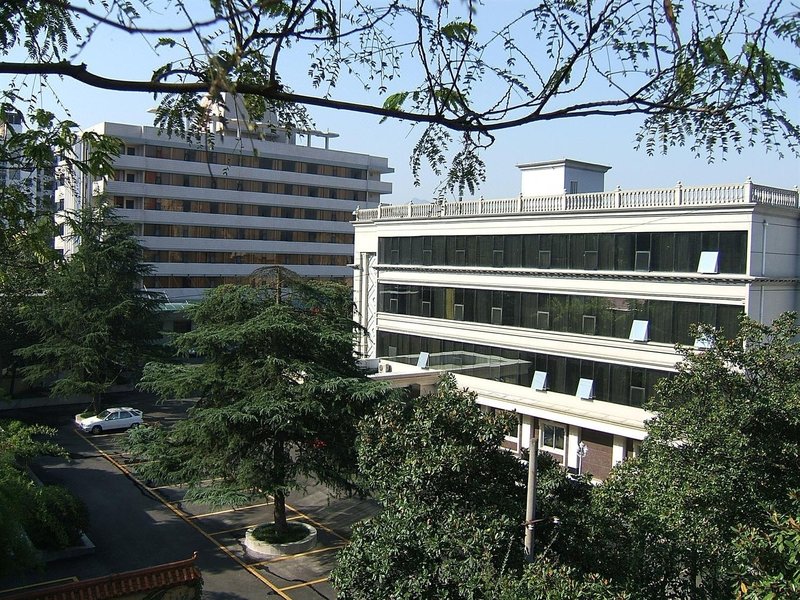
353,180,799,222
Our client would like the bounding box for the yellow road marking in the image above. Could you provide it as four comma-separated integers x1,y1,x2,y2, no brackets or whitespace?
0,577,78,594
249,544,345,567
188,502,271,519
284,503,349,543
280,577,329,591
74,430,292,600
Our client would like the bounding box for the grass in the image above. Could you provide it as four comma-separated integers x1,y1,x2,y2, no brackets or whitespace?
252,522,309,544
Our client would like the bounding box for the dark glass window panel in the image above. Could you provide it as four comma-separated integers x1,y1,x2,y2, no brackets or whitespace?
615,234,634,270
503,291,521,327
551,235,568,268
675,232,701,272
475,289,492,323
465,236,479,265
719,231,747,273
411,236,423,264
652,233,675,272
523,235,540,268
598,234,615,270
701,231,720,251
504,235,522,267
569,234,585,269
478,236,493,266
432,236,447,265
399,237,412,263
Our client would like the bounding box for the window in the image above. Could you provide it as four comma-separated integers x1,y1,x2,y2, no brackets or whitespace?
539,249,552,268
576,378,595,400
126,147,136,156
125,173,135,183
540,423,566,452
582,315,597,335
634,250,651,272
454,303,464,321
416,351,429,369
630,385,646,407
697,251,719,274
532,370,548,391
569,180,578,194
389,298,398,313
537,311,550,330
629,319,649,342
584,250,599,270
421,300,432,317
491,307,503,325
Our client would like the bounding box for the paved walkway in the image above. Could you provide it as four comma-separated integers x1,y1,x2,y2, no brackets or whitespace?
0,398,379,599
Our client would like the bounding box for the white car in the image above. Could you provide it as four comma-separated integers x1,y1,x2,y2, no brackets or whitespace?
75,407,144,434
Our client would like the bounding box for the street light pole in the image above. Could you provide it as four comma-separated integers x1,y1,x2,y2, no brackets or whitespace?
524,428,538,562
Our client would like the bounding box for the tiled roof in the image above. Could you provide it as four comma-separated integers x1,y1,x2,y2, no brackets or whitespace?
2,554,201,600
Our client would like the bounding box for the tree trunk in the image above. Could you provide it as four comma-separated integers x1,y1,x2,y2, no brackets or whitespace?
92,391,102,414
273,489,288,534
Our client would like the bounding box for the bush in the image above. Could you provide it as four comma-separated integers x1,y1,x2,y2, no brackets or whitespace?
23,485,89,551
252,523,308,544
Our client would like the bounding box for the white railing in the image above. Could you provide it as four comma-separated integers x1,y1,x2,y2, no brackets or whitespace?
354,180,799,222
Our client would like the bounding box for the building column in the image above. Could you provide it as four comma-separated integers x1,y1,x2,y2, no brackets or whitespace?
612,435,627,465
566,425,581,470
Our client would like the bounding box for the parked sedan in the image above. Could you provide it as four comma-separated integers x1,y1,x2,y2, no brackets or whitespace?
75,407,144,434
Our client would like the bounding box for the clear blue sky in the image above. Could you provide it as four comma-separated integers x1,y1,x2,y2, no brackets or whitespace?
3,1,798,202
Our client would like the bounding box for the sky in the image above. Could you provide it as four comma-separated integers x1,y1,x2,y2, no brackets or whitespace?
3,1,798,203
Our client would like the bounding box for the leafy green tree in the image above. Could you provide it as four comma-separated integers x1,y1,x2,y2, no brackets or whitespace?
1,104,119,399
331,374,527,599
496,556,628,600
126,268,388,533
733,492,800,600
0,420,68,576
0,2,798,191
18,203,163,412
576,314,800,598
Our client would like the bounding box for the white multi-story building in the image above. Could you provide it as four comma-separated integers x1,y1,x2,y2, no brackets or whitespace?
55,94,392,302
352,159,800,479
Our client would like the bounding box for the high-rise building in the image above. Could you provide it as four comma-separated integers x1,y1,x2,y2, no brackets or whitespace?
352,159,800,479
55,94,393,302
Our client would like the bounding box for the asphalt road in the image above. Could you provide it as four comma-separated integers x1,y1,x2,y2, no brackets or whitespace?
0,393,379,599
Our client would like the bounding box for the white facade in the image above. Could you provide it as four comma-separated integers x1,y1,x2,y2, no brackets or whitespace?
353,160,800,479
56,95,392,301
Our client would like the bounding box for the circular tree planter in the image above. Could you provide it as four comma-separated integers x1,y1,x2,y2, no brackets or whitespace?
243,522,317,558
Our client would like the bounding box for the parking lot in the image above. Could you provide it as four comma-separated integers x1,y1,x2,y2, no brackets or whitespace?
0,395,379,599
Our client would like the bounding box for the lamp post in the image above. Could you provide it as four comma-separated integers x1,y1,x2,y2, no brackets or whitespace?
576,441,588,474
524,430,538,562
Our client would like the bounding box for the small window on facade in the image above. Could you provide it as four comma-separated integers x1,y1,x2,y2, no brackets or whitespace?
388,345,398,357
454,303,465,321
531,370,548,391
455,249,466,265
630,385,646,407
421,300,432,317
537,310,550,330
697,251,719,274
629,319,650,342
582,315,597,335
126,173,135,183
126,147,136,156
634,250,651,272
694,334,714,349
538,250,552,269
540,423,566,452
491,307,503,325
416,351,430,369
584,250,599,270
492,249,504,268
388,298,398,313
576,378,595,400
569,180,579,194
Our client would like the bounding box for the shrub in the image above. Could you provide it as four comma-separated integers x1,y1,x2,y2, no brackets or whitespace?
23,485,89,551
